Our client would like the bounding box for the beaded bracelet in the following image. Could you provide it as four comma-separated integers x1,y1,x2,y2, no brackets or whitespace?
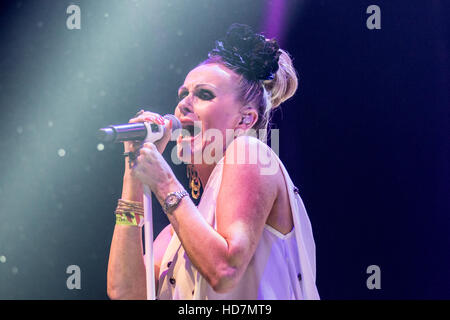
115,199,144,227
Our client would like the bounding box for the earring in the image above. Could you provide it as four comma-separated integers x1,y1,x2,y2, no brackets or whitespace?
187,164,202,200
242,116,251,125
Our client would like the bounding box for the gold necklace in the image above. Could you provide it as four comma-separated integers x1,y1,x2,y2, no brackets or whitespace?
187,164,202,200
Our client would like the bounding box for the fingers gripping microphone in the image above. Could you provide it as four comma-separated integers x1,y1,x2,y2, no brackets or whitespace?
97,114,181,143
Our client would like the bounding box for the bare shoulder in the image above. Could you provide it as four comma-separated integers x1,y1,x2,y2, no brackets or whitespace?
224,135,280,176
216,135,283,247
221,135,281,198
223,135,293,234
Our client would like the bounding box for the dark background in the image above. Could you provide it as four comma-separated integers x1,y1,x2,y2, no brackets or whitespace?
0,0,448,299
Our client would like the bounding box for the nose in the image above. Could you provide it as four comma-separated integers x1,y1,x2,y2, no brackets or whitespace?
177,95,194,116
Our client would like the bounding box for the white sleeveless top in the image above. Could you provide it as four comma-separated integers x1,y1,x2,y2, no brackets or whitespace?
156,136,320,300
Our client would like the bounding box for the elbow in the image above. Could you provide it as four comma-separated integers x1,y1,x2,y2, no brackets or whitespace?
107,281,146,300
208,266,241,294
107,287,145,300
107,283,123,300
107,273,125,300
107,288,121,300
107,267,147,300
107,282,130,300
208,245,248,294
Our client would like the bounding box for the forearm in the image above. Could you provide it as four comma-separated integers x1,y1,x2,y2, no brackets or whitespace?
155,180,239,292
107,166,146,300
107,225,146,299
121,163,144,201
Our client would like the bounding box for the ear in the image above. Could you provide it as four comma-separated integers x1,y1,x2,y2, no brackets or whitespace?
236,108,258,131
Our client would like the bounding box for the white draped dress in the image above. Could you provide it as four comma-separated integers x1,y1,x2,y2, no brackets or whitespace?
154,136,320,300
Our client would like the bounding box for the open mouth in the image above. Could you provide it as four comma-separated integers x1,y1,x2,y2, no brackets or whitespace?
181,121,202,138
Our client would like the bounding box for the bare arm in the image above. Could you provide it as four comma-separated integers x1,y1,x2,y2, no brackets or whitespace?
107,161,147,300
153,137,279,293
107,111,173,300
107,158,174,299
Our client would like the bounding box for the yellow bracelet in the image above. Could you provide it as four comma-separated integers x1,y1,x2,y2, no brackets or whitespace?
115,210,144,227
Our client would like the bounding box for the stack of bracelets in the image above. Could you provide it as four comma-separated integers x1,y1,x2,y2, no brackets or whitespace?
115,199,144,227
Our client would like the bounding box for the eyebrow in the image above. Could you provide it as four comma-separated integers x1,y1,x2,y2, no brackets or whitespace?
177,83,218,93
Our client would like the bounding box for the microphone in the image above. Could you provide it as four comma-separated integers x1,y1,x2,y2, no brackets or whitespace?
97,114,181,143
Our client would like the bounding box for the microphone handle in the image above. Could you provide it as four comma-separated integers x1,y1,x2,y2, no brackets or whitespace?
97,123,147,143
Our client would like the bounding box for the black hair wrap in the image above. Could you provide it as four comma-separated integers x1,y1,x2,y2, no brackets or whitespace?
208,23,281,81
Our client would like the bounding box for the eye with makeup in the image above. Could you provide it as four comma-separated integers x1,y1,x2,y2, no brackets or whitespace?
177,88,216,102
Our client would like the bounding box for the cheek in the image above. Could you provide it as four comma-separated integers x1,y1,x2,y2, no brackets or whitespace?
198,100,238,130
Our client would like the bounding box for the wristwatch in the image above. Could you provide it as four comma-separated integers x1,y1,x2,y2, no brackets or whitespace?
163,190,189,214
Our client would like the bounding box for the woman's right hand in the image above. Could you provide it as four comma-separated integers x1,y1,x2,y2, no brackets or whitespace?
122,109,173,200
124,109,173,156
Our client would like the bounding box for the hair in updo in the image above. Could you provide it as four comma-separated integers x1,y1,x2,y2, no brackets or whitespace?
201,24,298,136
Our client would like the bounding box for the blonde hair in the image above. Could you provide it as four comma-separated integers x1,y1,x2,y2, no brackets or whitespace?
202,49,298,135
264,49,298,111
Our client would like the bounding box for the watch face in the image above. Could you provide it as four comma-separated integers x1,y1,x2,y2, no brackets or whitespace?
167,194,178,206
164,191,187,213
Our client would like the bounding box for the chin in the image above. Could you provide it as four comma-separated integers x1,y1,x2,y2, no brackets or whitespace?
176,129,229,165
176,135,204,165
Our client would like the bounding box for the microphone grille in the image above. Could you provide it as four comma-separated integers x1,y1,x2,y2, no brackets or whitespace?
97,127,115,142
163,114,181,131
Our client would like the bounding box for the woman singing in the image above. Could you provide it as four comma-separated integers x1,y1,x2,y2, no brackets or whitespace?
107,24,319,300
